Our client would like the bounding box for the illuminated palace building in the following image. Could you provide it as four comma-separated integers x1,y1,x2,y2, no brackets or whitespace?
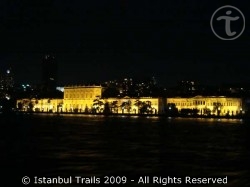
59,85,165,114
17,86,244,116
17,85,165,114
63,86,103,112
167,96,243,116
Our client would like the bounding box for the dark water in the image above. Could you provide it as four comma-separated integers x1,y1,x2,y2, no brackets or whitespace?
0,114,250,186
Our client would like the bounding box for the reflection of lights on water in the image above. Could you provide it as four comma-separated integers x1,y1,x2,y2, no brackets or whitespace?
131,116,138,118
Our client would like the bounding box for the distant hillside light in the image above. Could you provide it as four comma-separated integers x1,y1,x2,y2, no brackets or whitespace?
6,70,10,74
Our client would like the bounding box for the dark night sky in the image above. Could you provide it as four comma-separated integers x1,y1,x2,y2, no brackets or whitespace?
0,0,249,86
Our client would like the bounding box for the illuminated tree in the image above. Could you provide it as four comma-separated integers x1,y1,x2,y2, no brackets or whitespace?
120,100,132,113
213,102,223,116
84,105,89,113
140,101,153,114
92,96,104,113
133,100,152,114
203,107,211,116
28,101,34,112
103,102,111,114
110,100,118,113
134,99,143,114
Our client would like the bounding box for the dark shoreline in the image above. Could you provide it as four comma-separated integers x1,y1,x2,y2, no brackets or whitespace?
2,111,248,120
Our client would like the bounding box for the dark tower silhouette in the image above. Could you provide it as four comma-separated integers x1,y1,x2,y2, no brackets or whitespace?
42,54,57,92
4,67,14,90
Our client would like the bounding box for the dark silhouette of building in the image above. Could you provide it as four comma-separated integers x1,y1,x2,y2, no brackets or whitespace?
42,54,58,92
5,68,14,90
0,67,14,99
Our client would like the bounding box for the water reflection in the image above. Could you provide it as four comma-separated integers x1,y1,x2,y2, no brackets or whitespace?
0,115,249,186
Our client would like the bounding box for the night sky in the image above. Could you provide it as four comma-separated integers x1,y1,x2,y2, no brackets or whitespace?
0,0,249,86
